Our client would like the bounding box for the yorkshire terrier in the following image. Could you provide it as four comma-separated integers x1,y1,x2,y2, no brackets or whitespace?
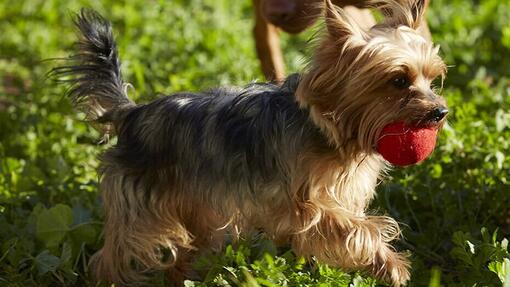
52,0,448,286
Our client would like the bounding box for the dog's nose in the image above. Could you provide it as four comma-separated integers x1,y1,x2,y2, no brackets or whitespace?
428,107,449,122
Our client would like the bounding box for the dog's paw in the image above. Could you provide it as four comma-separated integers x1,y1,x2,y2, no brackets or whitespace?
373,251,411,287
387,252,410,286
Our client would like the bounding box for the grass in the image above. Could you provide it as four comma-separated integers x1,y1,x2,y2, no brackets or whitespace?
0,0,509,286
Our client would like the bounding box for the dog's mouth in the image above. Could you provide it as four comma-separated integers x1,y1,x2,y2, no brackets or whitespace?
375,121,440,166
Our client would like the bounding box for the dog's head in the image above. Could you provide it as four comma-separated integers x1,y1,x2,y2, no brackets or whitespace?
297,0,447,155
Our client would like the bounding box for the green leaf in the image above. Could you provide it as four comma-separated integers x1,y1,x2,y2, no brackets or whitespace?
60,242,78,282
34,250,60,275
428,267,442,287
36,204,73,247
70,223,97,245
60,242,72,268
489,258,510,286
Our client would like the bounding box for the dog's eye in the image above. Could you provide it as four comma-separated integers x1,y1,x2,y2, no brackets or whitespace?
392,76,411,89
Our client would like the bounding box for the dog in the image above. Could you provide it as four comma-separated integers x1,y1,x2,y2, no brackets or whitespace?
253,0,431,81
52,0,447,286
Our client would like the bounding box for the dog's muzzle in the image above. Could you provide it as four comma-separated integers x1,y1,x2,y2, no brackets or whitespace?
427,107,449,123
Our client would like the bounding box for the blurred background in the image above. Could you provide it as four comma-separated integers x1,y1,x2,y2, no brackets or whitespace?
1,0,509,286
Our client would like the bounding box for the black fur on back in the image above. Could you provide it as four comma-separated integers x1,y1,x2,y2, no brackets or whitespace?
100,74,330,199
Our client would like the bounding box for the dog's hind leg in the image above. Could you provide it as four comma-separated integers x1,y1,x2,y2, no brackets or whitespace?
165,202,232,285
90,170,194,285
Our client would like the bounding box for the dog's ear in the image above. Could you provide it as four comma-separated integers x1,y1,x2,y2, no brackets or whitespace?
379,0,428,30
324,0,366,41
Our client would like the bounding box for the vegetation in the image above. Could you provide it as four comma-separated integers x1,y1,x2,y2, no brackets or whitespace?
1,0,509,286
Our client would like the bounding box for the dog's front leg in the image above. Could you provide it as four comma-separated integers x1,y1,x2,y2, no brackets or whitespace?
291,210,410,286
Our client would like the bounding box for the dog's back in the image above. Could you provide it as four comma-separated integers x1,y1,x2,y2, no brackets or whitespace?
102,75,325,194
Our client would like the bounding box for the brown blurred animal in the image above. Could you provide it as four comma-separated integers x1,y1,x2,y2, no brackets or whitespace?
253,0,431,81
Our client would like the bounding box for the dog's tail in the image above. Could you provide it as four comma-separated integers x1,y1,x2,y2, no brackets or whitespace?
51,9,134,138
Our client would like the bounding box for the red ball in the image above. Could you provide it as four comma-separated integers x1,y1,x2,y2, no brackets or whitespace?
376,122,438,166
